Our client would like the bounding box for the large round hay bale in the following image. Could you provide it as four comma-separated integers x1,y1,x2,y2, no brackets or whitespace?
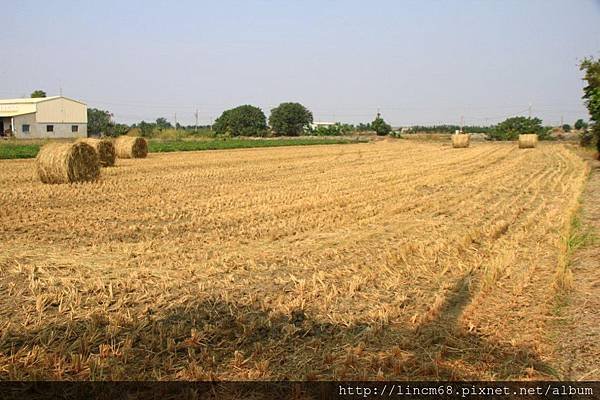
518,134,538,148
78,138,116,167
452,134,470,148
114,136,148,158
36,142,100,184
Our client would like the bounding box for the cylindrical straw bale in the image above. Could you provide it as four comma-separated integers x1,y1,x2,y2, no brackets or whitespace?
452,134,470,148
36,142,100,184
78,138,116,167
518,134,538,148
114,136,148,158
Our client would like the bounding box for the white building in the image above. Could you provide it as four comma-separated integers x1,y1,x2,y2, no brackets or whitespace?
310,121,337,129
0,96,87,139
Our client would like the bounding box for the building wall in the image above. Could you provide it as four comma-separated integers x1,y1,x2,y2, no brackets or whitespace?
12,113,87,139
36,98,87,124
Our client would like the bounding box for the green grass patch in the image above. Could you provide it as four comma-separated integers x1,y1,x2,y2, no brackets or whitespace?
148,138,362,153
0,137,364,159
0,143,41,159
565,215,597,256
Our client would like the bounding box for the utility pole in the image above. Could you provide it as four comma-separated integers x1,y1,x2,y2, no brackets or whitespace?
194,109,199,132
528,102,532,118
174,113,177,129
460,115,464,133
560,115,564,127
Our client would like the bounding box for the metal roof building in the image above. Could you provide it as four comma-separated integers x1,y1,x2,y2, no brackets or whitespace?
0,96,87,139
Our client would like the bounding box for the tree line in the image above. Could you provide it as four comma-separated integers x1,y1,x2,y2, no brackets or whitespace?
87,103,589,142
86,102,393,138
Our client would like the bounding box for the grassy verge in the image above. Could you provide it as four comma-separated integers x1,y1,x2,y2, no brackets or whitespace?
0,138,364,160
0,143,41,159
148,138,361,153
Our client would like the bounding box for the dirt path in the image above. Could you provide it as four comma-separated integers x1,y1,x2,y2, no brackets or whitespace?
557,151,600,380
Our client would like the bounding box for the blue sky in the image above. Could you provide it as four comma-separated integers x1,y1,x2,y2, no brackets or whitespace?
2,0,599,126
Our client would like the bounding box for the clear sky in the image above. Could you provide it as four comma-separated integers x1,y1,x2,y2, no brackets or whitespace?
2,0,599,127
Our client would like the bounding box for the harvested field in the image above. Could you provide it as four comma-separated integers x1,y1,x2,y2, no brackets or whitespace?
0,141,590,380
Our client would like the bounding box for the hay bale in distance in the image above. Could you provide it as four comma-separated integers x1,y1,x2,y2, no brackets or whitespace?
518,134,538,148
126,127,141,137
114,136,148,159
36,142,100,184
78,138,116,167
452,134,470,148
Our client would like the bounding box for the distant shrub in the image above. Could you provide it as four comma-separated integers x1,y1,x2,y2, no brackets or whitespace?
311,123,353,136
213,105,267,137
562,124,571,132
136,121,156,137
111,123,130,137
356,122,372,132
152,129,189,140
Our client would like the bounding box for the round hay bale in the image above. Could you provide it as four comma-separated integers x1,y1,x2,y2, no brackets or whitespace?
126,127,141,137
452,133,470,148
36,142,100,184
469,133,488,141
114,136,148,159
518,134,538,148
78,138,116,167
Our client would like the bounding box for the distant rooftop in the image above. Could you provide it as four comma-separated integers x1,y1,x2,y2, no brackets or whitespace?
0,96,86,105
0,96,61,104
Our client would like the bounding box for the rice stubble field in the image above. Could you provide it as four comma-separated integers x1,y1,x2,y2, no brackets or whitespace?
0,140,590,380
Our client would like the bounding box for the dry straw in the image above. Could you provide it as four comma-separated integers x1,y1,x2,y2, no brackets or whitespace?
518,134,538,149
114,136,148,158
36,142,100,184
78,138,116,167
452,134,470,148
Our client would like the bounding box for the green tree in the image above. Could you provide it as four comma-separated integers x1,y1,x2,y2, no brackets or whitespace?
113,123,130,137
87,108,113,136
30,90,47,98
574,119,588,130
269,103,313,136
562,124,571,132
213,105,267,136
155,117,172,131
488,116,544,141
356,122,372,131
138,121,156,137
311,123,353,136
371,114,392,136
580,57,600,154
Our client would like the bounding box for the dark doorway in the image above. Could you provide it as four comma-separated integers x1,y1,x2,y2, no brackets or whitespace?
0,119,4,136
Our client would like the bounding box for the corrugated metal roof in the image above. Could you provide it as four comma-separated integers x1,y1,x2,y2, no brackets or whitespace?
0,96,61,104
0,96,86,106
0,96,87,118
0,111,35,117
0,103,36,117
